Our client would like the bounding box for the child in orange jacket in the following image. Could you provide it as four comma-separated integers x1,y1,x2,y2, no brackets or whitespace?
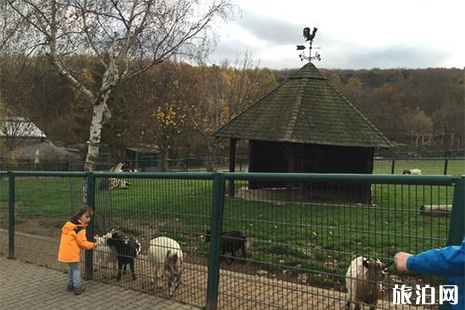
58,205,97,295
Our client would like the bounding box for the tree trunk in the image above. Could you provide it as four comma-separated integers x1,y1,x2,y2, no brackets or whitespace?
205,141,216,172
84,100,109,172
159,149,169,172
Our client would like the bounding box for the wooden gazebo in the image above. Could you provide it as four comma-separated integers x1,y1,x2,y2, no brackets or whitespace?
213,62,392,203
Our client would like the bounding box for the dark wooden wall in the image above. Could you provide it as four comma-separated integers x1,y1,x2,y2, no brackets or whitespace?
248,140,374,203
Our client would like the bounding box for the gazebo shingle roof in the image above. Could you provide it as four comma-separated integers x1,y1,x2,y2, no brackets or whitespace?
213,62,392,148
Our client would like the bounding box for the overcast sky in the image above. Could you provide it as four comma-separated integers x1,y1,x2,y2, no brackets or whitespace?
207,0,465,70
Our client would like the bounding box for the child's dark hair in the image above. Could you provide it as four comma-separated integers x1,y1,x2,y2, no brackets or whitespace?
71,205,94,221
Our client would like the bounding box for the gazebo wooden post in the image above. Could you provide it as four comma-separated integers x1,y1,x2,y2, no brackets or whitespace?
284,144,295,201
229,138,238,197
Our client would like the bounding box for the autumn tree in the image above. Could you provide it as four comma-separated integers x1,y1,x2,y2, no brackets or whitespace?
0,55,53,151
370,83,409,141
180,55,275,170
2,0,233,171
402,108,433,146
147,67,188,171
328,73,343,89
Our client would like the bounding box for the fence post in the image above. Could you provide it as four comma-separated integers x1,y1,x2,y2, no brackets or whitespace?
443,158,449,175
206,172,225,310
390,159,396,174
447,176,465,246
7,171,15,259
84,172,95,280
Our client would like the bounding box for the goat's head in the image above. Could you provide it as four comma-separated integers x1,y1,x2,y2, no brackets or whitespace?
362,258,387,281
107,231,124,246
205,229,211,243
94,235,105,246
100,229,115,242
165,251,183,297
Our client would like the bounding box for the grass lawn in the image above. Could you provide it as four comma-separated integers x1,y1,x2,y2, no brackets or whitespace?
374,158,464,176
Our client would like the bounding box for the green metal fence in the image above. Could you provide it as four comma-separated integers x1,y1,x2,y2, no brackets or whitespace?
0,171,463,309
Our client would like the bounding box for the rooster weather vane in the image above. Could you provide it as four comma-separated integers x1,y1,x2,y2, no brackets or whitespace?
296,26,321,62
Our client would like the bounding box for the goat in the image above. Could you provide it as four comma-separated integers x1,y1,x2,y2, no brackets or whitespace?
345,257,387,310
94,231,117,270
205,229,246,264
402,168,422,175
148,236,183,297
99,163,130,190
106,231,141,281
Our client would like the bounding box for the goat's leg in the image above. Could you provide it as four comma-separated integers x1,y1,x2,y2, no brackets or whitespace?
149,264,157,292
241,245,246,264
130,261,137,280
156,264,164,288
225,251,234,265
116,260,123,281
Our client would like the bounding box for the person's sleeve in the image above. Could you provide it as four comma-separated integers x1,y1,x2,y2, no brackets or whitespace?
75,228,96,250
406,238,465,277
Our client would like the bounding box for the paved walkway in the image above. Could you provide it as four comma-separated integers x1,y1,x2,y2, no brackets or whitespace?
0,256,200,310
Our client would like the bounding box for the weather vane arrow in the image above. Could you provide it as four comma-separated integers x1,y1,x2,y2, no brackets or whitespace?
296,26,321,62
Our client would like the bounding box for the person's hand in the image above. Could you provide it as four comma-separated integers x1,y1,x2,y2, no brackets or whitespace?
394,252,412,272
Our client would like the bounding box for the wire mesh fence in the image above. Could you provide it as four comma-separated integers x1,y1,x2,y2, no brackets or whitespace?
1,156,463,176
0,171,462,309
216,174,456,309
90,173,214,305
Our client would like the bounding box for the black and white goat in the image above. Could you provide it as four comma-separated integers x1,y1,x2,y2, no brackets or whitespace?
345,257,388,310
106,231,141,281
148,236,183,297
205,229,246,264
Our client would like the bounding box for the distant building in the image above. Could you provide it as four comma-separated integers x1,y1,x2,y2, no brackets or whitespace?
8,141,80,162
126,147,160,170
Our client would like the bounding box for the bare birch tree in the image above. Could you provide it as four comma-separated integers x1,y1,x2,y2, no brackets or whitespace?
2,0,233,171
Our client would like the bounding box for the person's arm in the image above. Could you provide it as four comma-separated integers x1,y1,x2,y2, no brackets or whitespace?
75,228,96,250
406,239,465,277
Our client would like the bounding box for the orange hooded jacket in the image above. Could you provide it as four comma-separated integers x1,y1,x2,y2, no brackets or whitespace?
58,218,96,263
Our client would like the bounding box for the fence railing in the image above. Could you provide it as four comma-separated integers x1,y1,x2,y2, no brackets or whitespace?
1,156,464,176
0,171,463,309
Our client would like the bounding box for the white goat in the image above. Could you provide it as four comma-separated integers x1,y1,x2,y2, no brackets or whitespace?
402,168,422,175
148,236,183,297
94,231,117,270
345,257,386,310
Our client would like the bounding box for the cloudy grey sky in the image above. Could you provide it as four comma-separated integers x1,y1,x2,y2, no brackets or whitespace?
207,0,465,70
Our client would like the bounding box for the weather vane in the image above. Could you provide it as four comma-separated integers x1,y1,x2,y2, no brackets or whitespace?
296,26,321,62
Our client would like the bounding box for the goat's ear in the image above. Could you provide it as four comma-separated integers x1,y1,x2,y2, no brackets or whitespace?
362,258,371,268
383,260,393,272
165,250,172,262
